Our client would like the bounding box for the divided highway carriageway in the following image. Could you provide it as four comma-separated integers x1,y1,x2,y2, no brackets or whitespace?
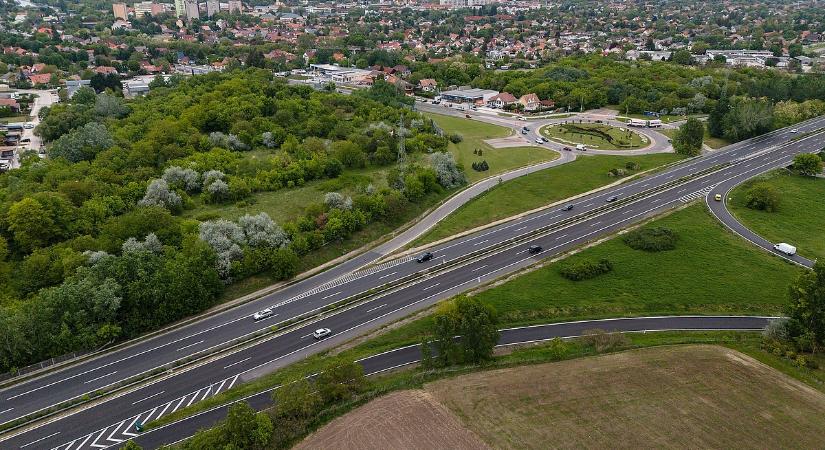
2,116,824,449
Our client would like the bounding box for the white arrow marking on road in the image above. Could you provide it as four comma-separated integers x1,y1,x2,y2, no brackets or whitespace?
105,419,126,443
122,414,143,437
88,428,108,448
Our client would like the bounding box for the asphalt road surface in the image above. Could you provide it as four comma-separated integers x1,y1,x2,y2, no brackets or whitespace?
2,116,823,450
119,315,774,450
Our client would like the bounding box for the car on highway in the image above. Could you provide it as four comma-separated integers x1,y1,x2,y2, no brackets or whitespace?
521,129,528,134
541,136,548,142
528,245,542,254
416,252,433,263
714,193,722,201
563,146,572,151
606,195,618,202
791,129,798,133
773,243,797,255
535,138,543,144
522,126,530,131
517,116,527,121
561,204,574,211
313,328,332,339
252,308,274,321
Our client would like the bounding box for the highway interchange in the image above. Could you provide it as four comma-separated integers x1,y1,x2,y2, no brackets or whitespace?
1,114,823,449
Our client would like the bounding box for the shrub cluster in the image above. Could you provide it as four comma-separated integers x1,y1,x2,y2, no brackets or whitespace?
559,258,613,281
623,227,678,252
744,182,781,212
472,160,490,172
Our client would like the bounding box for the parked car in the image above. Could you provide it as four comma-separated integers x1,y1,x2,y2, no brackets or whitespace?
773,243,797,255
606,195,618,202
313,328,332,339
252,308,274,321
416,252,433,263
528,245,543,254
561,204,574,211
23,122,34,129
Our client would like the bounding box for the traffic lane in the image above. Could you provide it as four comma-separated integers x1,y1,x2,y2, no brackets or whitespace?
123,314,775,450
4,117,822,425
9,182,685,449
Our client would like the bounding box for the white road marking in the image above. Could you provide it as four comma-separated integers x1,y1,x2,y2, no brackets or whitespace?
105,419,126,443
378,271,397,280
227,374,240,390
321,291,342,300
157,399,174,419
84,371,117,384
132,391,165,405
471,265,487,272
0,407,13,415
223,357,251,370
88,428,107,448
20,431,60,448
422,283,440,291
590,221,601,227
186,391,200,408
122,414,143,437
515,226,527,231
366,304,386,313
176,340,205,352
474,239,489,246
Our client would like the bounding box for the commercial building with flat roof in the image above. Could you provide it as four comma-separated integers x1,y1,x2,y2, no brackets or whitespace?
440,88,499,104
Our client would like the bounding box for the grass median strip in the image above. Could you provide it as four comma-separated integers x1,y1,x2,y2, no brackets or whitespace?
416,153,684,245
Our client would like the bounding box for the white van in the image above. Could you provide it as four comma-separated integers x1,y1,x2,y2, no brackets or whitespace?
576,144,587,151
773,243,797,255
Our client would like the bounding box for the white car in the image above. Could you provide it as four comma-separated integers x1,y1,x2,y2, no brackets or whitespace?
535,138,543,144
312,328,332,340
252,308,274,321
23,122,34,129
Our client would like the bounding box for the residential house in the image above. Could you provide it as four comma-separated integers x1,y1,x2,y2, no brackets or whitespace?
486,92,517,108
519,93,540,111
418,78,438,92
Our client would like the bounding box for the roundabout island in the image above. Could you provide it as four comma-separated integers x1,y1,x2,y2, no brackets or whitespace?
540,122,650,150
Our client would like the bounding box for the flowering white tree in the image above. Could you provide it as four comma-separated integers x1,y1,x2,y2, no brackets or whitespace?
209,132,249,151
138,179,182,210
199,219,246,279
206,179,230,202
430,152,466,189
122,233,163,255
238,213,289,248
202,170,225,188
324,192,353,210
162,166,201,192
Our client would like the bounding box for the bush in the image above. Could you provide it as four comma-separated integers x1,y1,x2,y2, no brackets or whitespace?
559,258,613,281
623,227,677,252
744,182,780,212
580,329,629,352
448,133,463,143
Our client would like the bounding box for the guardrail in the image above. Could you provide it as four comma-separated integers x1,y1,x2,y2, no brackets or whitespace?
0,156,741,435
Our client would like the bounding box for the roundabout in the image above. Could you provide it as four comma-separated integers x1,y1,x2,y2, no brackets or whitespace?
540,122,650,150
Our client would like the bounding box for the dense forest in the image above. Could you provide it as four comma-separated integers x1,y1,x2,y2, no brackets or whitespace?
0,70,464,373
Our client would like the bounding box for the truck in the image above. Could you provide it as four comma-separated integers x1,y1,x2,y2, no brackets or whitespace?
627,118,648,127
773,243,797,255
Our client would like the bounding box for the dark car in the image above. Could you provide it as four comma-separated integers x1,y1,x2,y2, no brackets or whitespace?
563,146,572,151
416,252,434,263
541,136,548,142
528,245,542,254
595,119,603,124
465,114,471,118
521,129,528,135
561,204,574,211
606,195,618,202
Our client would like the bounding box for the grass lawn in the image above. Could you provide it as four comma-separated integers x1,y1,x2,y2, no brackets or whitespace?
0,115,31,124
704,127,731,149
541,122,648,150
426,345,825,449
425,113,557,183
416,153,683,244
728,171,825,261
474,204,801,325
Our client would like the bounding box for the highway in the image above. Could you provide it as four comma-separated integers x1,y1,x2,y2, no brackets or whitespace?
93,315,776,450
2,116,823,449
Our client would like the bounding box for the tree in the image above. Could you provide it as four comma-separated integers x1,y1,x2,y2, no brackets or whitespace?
430,152,467,188
708,96,729,138
672,117,704,156
316,359,365,404
744,182,781,212
48,122,113,162
432,296,499,366
669,49,694,65
722,98,774,142
138,179,182,211
792,153,823,176
786,261,825,353
273,378,322,421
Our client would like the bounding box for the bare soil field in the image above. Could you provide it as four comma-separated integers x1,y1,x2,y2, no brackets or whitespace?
294,390,489,450
427,345,825,449
295,346,825,449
